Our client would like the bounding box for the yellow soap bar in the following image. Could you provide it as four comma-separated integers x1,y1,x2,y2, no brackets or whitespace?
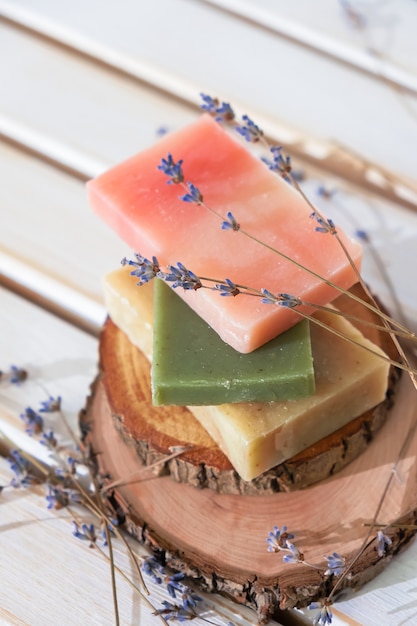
103,266,154,361
191,310,389,480
104,267,389,481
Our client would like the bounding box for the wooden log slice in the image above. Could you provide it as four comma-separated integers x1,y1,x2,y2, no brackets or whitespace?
80,283,417,619
81,373,417,621
91,284,400,495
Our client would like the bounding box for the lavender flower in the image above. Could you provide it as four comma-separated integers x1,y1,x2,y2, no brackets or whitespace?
72,521,97,546
316,185,337,200
214,101,235,123
235,114,263,143
66,456,79,475
156,125,169,137
200,93,235,123
122,254,160,285
282,542,304,564
310,211,337,235
324,552,345,576
179,182,203,205
200,93,220,115
279,293,302,308
161,262,202,291
181,588,203,610
263,146,292,181
46,484,83,510
7,450,39,488
20,407,43,436
214,279,240,297
9,365,28,385
40,430,58,449
261,289,301,308
165,572,185,598
142,555,166,585
356,229,370,243
309,600,333,625
266,525,295,552
153,600,196,622
221,211,240,231
158,154,184,184
377,530,392,557
261,289,279,305
100,519,117,546
39,396,62,413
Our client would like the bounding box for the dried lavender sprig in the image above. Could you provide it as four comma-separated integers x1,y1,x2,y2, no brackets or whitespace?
197,96,417,342
200,93,235,123
209,100,417,389
267,526,326,570
262,146,292,182
157,153,184,184
214,278,240,297
282,542,305,564
227,110,417,388
156,152,417,344
7,449,41,488
235,114,264,143
122,254,160,285
20,407,43,436
221,211,240,231
377,530,392,558
101,445,192,493
180,182,203,205
72,520,97,546
142,556,166,585
121,256,416,374
9,365,28,385
308,600,333,625
39,396,62,413
40,430,58,450
324,552,346,576
153,599,197,622
161,262,203,291
165,572,186,598
46,483,84,510
0,379,152,618
122,250,416,343
266,525,295,552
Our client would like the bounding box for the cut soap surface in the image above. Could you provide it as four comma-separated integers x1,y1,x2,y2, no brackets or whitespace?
88,114,362,353
103,268,390,481
152,279,314,405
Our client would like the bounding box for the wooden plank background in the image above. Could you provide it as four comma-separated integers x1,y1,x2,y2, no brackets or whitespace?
1,2,417,624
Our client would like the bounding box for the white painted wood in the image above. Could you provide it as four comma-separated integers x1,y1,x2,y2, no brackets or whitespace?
1,19,417,214
1,0,417,183
0,22,198,177
200,0,417,87
0,140,128,328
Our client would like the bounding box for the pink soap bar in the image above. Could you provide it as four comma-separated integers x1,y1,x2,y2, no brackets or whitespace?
88,115,362,353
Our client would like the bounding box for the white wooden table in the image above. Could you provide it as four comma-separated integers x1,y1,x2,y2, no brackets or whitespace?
1,2,417,625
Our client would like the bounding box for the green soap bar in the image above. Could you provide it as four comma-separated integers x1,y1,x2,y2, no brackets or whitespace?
152,280,315,406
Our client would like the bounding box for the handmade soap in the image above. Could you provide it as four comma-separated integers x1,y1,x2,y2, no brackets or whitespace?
103,268,389,481
103,266,154,361
152,279,314,405
88,115,362,353
192,310,390,480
